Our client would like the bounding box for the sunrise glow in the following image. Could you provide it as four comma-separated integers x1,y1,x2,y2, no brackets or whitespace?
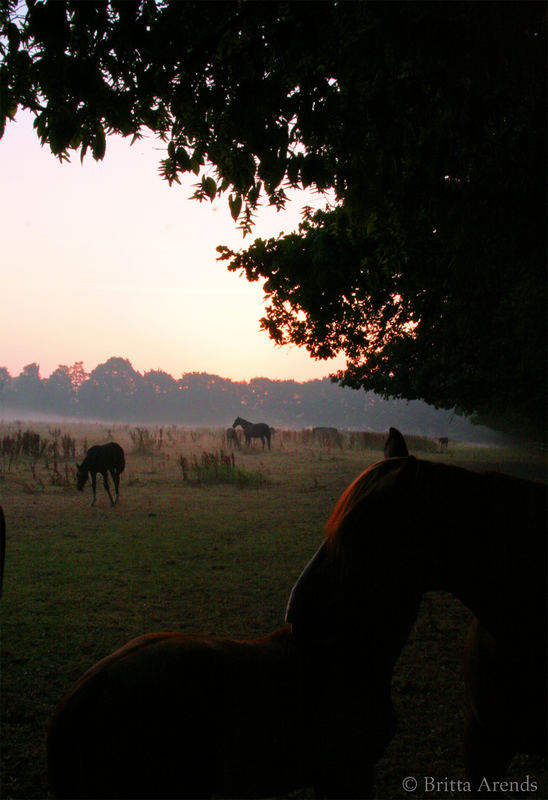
2,111,345,383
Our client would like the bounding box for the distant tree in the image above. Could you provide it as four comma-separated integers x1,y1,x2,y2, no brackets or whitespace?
13,362,44,410
77,357,142,419
44,364,76,414
176,372,237,424
2,1,545,434
0,367,13,410
69,361,88,390
141,369,178,421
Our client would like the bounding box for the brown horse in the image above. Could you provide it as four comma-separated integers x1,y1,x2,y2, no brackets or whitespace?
287,436,547,792
47,627,393,799
232,417,271,451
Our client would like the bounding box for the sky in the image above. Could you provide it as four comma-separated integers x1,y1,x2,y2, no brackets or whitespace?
1,110,346,383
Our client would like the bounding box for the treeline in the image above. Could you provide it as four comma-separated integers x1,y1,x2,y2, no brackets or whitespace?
0,357,502,442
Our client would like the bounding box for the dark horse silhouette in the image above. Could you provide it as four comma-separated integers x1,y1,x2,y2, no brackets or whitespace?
76,442,125,507
287,433,547,793
232,417,271,451
47,627,392,799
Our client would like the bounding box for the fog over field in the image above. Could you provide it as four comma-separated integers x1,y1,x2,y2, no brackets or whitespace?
0,358,516,445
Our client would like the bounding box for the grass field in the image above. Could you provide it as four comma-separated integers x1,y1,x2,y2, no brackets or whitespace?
1,422,546,799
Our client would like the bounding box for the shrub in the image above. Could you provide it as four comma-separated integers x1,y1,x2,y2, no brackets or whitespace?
177,449,266,488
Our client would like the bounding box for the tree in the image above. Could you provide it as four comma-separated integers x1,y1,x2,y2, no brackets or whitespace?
1,1,545,435
0,367,13,410
44,364,75,414
13,362,44,410
77,357,142,419
140,369,177,421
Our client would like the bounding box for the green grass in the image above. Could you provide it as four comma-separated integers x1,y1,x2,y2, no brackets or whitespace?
0,423,545,798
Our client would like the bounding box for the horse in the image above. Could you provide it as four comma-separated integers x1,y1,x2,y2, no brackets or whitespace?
76,442,125,507
225,427,241,449
286,434,547,793
232,417,271,451
47,626,393,799
313,427,343,448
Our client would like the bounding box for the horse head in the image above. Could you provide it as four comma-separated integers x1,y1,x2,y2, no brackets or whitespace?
286,456,425,660
75,463,88,491
232,417,244,429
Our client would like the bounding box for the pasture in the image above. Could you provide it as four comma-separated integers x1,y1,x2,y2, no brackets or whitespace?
0,422,545,799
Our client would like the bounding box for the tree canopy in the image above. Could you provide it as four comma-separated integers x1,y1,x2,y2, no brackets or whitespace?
1,1,545,435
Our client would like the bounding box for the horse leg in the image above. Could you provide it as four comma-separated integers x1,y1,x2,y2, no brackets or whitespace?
112,469,120,504
102,471,116,506
90,472,97,506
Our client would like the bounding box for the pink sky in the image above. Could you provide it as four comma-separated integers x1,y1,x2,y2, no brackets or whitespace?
2,111,345,383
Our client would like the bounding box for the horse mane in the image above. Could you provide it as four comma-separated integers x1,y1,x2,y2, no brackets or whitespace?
325,457,416,543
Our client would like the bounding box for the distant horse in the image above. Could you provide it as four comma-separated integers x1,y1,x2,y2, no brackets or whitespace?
76,442,125,507
47,627,392,799
287,435,547,792
383,426,408,458
225,427,241,449
439,436,449,451
232,417,271,451
0,506,5,597
313,427,343,448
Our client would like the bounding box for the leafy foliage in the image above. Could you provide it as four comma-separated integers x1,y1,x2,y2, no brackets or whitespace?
1,1,545,434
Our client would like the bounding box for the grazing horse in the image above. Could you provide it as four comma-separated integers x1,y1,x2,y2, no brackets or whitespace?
313,427,343,448
0,506,5,597
287,437,547,792
76,442,125,507
47,627,392,799
232,417,271,451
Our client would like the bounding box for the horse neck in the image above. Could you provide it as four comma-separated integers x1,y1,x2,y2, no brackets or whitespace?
419,463,547,642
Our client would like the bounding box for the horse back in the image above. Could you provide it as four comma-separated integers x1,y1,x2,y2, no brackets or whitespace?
47,628,310,799
84,442,125,474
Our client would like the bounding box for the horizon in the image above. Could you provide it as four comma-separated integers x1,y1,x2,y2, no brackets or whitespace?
2,111,345,384
1,354,339,385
